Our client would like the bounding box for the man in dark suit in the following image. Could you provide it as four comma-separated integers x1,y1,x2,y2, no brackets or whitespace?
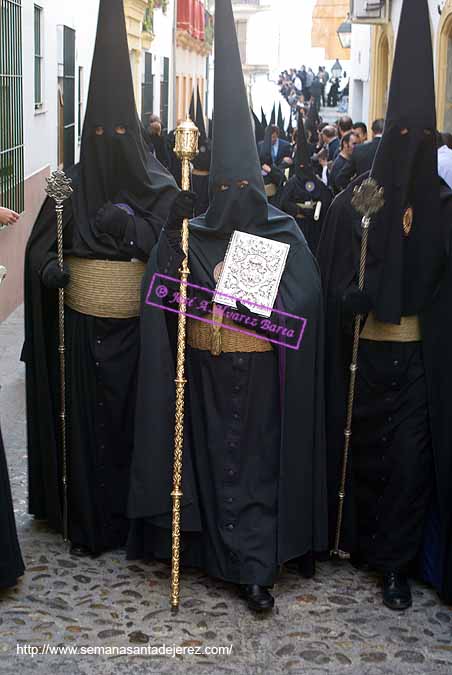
258,125,292,165
329,131,358,195
321,125,340,162
335,118,384,191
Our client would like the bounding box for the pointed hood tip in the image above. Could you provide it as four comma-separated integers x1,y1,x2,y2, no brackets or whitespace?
210,0,263,186
385,0,436,129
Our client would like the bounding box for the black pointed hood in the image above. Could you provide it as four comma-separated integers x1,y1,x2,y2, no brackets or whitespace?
192,86,211,172
189,89,196,123
195,86,207,141
259,125,273,166
190,0,301,244
270,104,276,126
364,0,444,323
277,103,286,139
252,109,265,143
305,101,320,141
73,0,178,257
286,114,294,142
200,0,267,233
295,113,314,180
261,106,268,129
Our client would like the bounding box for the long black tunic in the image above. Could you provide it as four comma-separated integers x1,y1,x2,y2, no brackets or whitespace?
0,421,24,588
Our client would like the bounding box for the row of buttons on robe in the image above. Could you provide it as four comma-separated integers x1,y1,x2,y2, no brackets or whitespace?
222,355,249,546
94,330,112,537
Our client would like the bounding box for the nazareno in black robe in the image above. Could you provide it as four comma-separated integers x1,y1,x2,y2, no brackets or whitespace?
317,174,452,601
0,420,24,588
278,113,332,255
127,208,328,585
278,175,332,255
23,170,172,553
127,0,328,586
23,0,178,553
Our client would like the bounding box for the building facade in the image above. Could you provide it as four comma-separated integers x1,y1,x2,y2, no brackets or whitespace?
175,0,213,122
0,0,100,321
349,0,452,131
312,0,351,62
230,0,271,104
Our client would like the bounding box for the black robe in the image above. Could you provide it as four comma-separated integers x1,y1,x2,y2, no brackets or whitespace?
317,175,452,600
128,214,328,584
0,421,24,588
24,178,166,553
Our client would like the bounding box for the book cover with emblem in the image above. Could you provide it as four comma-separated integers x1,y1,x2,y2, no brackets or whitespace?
213,231,290,318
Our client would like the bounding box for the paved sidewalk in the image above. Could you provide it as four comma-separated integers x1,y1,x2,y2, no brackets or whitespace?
0,306,451,675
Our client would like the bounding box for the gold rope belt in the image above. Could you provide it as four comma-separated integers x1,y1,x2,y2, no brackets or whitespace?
361,313,421,342
65,256,146,319
187,311,272,355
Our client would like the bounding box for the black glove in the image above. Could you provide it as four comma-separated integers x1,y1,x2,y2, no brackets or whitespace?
267,166,284,186
167,190,198,232
41,258,70,289
342,286,373,317
96,202,130,239
282,201,299,219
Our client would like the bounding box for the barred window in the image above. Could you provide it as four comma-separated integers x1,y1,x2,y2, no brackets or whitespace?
0,0,24,214
34,4,43,110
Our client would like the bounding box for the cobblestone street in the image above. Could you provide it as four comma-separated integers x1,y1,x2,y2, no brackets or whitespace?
0,307,451,675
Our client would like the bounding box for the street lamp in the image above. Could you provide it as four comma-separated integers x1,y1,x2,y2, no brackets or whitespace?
337,15,352,50
331,59,343,79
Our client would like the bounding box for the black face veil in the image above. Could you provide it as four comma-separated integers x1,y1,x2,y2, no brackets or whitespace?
73,0,177,256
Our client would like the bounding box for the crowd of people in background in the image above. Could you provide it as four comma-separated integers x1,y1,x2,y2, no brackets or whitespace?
278,66,349,114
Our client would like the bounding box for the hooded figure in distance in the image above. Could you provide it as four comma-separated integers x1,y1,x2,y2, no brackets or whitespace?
191,87,212,217
127,0,328,613
23,0,178,556
317,0,449,610
279,112,332,254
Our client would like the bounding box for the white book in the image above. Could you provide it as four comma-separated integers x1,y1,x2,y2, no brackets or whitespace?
213,231,290,318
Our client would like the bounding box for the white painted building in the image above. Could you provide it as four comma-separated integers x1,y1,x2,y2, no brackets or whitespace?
0,0,100,320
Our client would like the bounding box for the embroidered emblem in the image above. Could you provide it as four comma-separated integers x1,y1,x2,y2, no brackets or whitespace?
403,206,413,237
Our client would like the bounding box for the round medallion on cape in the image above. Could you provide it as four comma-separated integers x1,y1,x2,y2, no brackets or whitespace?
403,206,413,237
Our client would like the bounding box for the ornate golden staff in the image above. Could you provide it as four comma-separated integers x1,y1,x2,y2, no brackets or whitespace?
171,116,199,611
331,177,385,560
45,170,74,543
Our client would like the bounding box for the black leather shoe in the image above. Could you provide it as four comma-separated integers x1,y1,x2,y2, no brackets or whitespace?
382,571,412,611
240,585,275,612
70,544,92,558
